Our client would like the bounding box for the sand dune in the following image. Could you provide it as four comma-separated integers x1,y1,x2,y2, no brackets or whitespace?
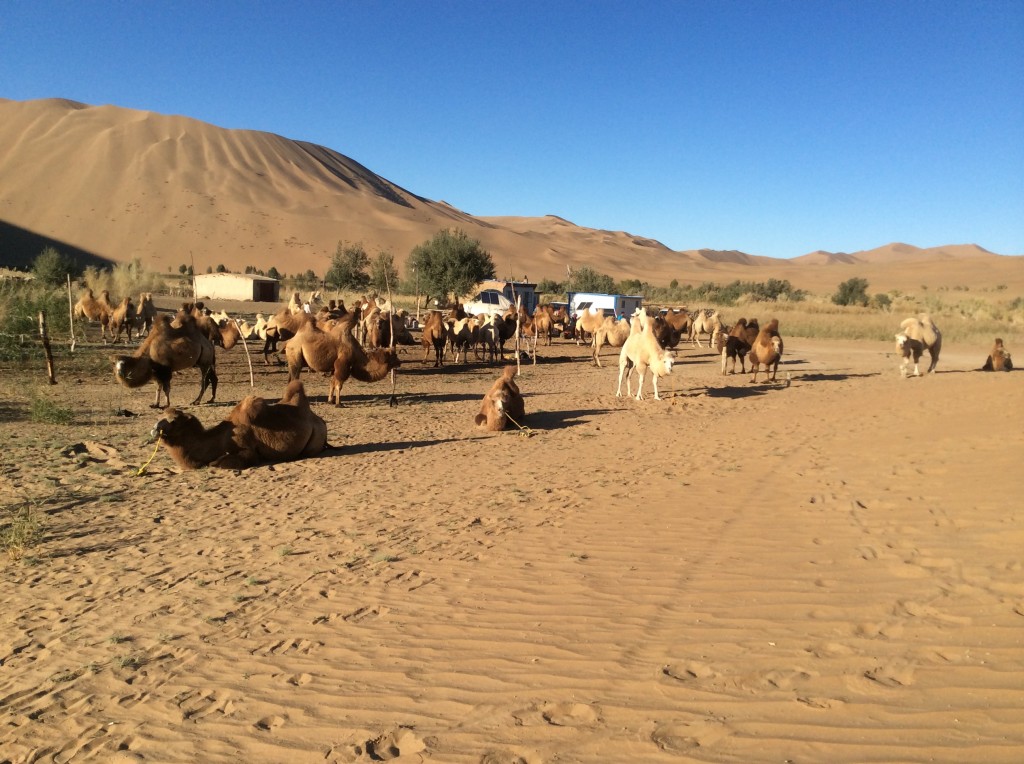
1,97,1021,295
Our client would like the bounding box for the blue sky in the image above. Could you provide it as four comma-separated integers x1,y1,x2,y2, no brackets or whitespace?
3,1,1022,258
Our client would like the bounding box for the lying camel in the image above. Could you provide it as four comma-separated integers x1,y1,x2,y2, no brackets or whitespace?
981,338,1013,371
112,313,217,408
475,366,525,431
153,380,328,470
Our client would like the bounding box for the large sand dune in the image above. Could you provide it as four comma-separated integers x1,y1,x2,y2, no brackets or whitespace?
2,97,1022,294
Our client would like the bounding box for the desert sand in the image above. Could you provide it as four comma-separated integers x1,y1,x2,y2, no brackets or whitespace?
2,319,1023,763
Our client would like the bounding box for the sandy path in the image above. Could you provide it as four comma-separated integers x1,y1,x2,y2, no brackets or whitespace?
1,335,1022,763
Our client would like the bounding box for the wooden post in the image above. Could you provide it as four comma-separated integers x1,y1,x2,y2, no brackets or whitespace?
38,311,57,385
66,274,76,351
385,270,398,407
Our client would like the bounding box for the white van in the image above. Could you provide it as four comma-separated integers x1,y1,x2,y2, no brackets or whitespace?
464,289,513,316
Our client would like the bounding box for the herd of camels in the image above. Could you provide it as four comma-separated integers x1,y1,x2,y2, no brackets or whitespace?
69,287,1012,470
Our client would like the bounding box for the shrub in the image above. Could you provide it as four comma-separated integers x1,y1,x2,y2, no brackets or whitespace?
407,228,495,300
326,241,371,291
31,247,79,286
370,249,400,293
832,277,870,306
568,265,615,293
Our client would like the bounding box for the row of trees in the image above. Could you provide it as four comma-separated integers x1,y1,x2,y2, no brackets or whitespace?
27,234,891,310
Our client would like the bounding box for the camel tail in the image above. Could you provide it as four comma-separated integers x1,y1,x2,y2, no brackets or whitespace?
279,379,309,406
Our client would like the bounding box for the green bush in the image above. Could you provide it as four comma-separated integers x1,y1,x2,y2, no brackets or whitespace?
31,247,80,286
326,241,371,291
407,228,495,300
832,277,870,306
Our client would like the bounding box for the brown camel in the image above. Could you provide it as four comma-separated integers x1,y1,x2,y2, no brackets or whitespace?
286,313,400,405
475,366,526,431
72,288,117,341
108,296,137,343
153,380,328,470
749,318,783,383
112,313,217,408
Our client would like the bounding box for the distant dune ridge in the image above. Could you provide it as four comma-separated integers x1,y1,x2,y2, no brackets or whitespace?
1,97,1020,293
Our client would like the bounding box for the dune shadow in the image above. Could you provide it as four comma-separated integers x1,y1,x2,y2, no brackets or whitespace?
525,408,611,431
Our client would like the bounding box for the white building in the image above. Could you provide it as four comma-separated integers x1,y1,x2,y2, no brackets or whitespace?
193,273,280,302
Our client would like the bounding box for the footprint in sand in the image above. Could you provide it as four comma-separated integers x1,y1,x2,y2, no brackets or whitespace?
252,637,322,656
661,661,716,683
343,605,388,623
651,719,730,752
363,727,426,760
540,702,601,727
864,662,916,687
480,751,538,764
254,714,286,731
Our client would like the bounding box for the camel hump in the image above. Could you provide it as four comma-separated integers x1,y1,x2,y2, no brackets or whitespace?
280,379,309,407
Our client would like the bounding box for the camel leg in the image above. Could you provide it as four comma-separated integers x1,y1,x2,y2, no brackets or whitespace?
616,361,628,397
634,364,647,400
652,374,661,400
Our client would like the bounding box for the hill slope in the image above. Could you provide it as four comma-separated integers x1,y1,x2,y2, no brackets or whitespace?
1,97,1020,294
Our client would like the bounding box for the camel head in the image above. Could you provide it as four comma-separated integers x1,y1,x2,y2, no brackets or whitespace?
895,333,908,349
152,408,202,444
771,336,783,354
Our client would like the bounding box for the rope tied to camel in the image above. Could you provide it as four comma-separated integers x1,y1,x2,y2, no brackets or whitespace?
503,412,534,438
136,439,161,476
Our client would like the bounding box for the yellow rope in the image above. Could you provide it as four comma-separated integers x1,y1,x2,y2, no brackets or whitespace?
504,412,534,438
136,439,161,476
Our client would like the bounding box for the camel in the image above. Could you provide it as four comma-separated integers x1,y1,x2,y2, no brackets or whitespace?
981,338,1013,371
896,314,942,377
263,307,314,364
108,295,137,343
689,309,723,348
475,366,526,431
592,316,632,367
616,310,674,400
134,293,157,336
421,311,448,367
721,318,758,375
153,380,328,470
286,313,400,405
449,316,480,363
287,290,323,315
575,307,606,345
72,288,116,341
530,304,564,346
113,313,217,408
749,318,783,383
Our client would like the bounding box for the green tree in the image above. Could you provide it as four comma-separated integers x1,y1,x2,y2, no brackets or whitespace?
569,265,615,293
325,241,370,291
536,278,564,294
369,249,400,293
215,264,227,273
267,266,281,280
832,277,870,306
30,247,78,286
179,264,188,275
407,228,495,300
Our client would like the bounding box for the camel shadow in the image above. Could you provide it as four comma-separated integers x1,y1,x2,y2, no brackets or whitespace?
398,392,483,405
700,385,773,399
797,372,881,382
332,436,480,456
526,408,611,431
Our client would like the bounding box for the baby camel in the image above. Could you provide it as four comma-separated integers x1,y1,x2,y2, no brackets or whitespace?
475,366,525,431
153,380,328,470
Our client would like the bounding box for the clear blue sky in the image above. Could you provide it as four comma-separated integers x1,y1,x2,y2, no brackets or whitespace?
3,1,1022,258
